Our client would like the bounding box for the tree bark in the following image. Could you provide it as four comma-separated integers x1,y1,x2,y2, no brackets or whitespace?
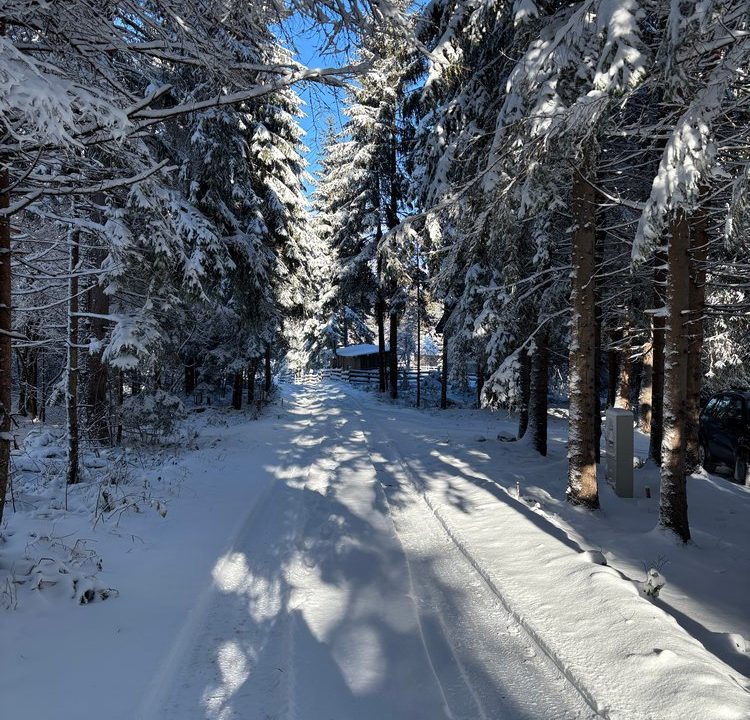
389,311,398,400
0,152,12,526
684,203,707,473
517,348,531,439
638,341,653,433
116,369,123,445
247,358,257,404
15,331,38,419
606,327,621,408
649,252,667,464
86,258,110,444
264,344,272,396
567,152,599,509
594,235,603,463
231,371,243,410
659,210,691,542
67,227,80,486
185,362,196,395
615,318,632,411
377,294,386,393
476,360,484,410
529,333,549,456
440,335,448,410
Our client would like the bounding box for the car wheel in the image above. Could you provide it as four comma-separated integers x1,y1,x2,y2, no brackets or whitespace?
734,453,749,486
699,442,715,472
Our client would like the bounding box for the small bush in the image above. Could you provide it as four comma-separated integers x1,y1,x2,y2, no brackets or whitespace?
121,390,186,442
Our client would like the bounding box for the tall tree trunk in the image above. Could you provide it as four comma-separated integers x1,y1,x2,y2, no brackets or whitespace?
16,350,27,416
0,150,12,526
476,359,484,410
440,334,448,410
567,151,599,509
116,369,123,445
87,255,110,445
377,294,386,393
659,210,691,542
649,252,667,464
594,294,602,463
264,344,272,396
639,341,654,433
684,202,707,473
517,348,531,439
27,344,38,419
185,361,196,395
615,316,632,410
528,332,549,456
39,348,46,423
389,311,398,400
606,327,621,408
67,227,80,486
247,359,257,404
231,371,242,410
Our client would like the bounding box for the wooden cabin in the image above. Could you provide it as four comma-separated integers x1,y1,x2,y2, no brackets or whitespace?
333,344,391,371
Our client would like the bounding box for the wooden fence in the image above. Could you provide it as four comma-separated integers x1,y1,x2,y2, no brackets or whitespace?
279,366,478,391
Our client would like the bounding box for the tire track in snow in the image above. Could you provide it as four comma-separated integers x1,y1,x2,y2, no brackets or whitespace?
351,423,480,720
343,387,601,719
139,393,336,720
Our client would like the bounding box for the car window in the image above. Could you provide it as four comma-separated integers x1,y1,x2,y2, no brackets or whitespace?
725,397,744,424
702,397,719,418
713,396,730,420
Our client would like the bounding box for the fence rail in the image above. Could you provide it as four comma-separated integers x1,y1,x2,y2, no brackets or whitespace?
279,366,478,391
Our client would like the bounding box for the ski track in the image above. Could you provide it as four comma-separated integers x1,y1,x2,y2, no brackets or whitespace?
148,384,598,720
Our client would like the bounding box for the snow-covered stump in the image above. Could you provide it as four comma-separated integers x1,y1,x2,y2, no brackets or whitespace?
605,408,633,498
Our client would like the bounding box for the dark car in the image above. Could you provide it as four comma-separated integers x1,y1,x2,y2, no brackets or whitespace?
699,390,750,485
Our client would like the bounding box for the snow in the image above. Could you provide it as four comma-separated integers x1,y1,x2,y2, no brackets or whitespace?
335,343,389,357
2,385,749,719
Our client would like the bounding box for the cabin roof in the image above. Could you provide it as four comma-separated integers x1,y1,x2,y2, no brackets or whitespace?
335,343,390,357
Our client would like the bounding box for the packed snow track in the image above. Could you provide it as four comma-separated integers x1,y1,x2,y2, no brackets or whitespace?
141,384,596,720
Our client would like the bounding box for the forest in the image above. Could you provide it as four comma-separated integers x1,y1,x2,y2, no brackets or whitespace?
2,2,750,718
3,0,747,539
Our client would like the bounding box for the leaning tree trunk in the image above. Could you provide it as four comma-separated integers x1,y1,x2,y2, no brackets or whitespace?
684,202,707,473
0,157,12,527
649,251,667,464
659,210,691,542
67,226,80,486
389,311,398,400
517,348,531,439
567,151,599,509
528,332,549,456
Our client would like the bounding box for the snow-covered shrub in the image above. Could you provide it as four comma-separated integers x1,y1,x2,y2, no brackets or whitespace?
120,391,186,443
640,567,666,599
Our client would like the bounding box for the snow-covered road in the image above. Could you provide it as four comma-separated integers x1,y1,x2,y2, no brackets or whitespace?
136,383,749,720
144,384,595,720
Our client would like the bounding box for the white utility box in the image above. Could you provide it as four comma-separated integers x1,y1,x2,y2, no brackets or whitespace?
605,408,634,498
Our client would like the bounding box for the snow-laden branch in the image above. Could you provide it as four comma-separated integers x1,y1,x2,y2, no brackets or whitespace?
632,39,750,261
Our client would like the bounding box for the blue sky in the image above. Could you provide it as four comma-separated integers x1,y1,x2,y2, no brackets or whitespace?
280,16,352,186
